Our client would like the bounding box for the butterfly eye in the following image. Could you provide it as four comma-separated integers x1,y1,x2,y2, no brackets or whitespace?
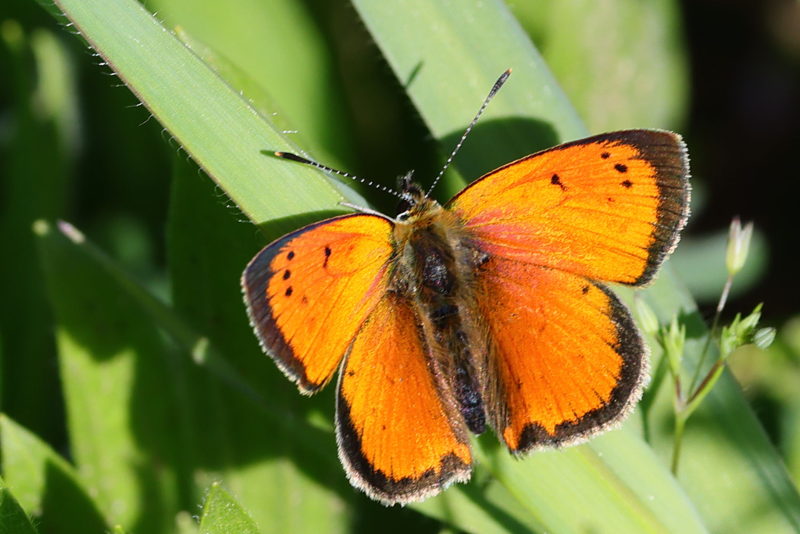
396,190,416,217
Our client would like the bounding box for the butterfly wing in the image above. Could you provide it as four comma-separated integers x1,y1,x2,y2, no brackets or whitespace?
474,257,646,451
448,130,690,286
337,293,472,504
448,130,689,451
242,214,394,393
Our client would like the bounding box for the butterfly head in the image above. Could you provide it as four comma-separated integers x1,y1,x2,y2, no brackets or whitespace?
396,172,440,222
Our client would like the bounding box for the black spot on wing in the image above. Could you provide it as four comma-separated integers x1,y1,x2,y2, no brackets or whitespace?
241,213,395,393
551,130,690,287
444,130,689,287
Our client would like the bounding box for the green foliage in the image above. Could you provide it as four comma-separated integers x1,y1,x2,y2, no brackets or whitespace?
0,414,108,533
198,483,261,534
1,0,799,533
0,476,38,534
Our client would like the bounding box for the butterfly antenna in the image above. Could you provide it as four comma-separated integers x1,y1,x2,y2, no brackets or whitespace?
426,68,512,198
273,151,405,200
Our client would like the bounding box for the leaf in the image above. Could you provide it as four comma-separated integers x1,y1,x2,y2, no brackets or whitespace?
35,220,188,531
149,0,357,170
0,414,109,534
0,476,39,534
644,271,800,533
166,157,352,533
198,483,261,534
0,20,74,445
353,0,584,200
45,0,356,235
35,216,353,532
509,0,690,132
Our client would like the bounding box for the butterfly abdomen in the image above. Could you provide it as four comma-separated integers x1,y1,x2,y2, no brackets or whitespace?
392,207,488,435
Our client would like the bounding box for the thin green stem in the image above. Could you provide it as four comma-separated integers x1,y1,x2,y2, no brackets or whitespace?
670,360,685,474
688,274,733,392
673,272,733,474
717,274,734,315
671,412,687,475
686,360,727,416
673,359,727,474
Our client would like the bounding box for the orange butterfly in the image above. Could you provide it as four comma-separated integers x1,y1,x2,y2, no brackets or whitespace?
242,71,690,505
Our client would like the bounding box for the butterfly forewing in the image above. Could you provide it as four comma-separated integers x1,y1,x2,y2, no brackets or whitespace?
448,130,690,286
242,214,394,393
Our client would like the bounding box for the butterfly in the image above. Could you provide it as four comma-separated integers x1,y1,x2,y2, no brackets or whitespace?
242,71,690,505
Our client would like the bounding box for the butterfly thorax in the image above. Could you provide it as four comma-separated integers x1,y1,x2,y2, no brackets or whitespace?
389,194,489,435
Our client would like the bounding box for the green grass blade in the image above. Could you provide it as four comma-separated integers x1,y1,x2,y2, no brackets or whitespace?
35,216,357,532
0,21,74,444
0,476,39,534
166,157,352,532
353,0,584,201
148,0,357,170
172,27,319,161
198,483,261,534
46,0,355,233
471,431,706,533
508,0,689,132
35,220,188,531
0,414,109,534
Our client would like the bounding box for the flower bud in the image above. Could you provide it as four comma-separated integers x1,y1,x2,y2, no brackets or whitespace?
726,217,754,276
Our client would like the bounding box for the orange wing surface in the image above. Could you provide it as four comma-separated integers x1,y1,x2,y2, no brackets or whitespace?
242,214,394,393
476,256,646,451
448,130,690,286
337,293,472,504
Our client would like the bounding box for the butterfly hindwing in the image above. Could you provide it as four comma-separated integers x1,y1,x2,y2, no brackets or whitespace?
448,129,690,286
475,256,646,451
242,214,394,393
336,292,472,504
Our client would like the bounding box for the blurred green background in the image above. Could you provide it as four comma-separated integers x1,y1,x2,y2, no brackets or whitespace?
1,0,800,532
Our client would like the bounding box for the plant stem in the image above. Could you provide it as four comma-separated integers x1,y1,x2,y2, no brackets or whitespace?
671,412,687,475
686,360,726,416
688,274,733,392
